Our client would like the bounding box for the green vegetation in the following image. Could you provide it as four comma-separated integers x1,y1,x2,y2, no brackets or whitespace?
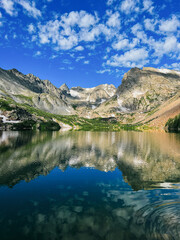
165,114,180,133
0,99,15,111
14,95,33,103
11,120,36,130
38,121,61,131
146,107,158,116
0,97,155,132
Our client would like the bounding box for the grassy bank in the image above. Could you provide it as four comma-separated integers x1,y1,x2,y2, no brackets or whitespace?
0,97,154,131
165,114,180,133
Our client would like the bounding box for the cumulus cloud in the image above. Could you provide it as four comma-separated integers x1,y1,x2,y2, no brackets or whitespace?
120,0,139,14
61,11,98,28
153,36,180,58
97,69,111,74
107,48,149,68
16,0,41,18
166,62,180,70
0,0,15,16
143,0,154,14
159,15,180,33
37,10,121,50
144,18,156,31
106,11,121,28
112,37,139,50
2,0,180,74
28,23,36,34
0,0,41,18
34,50,41,56
106,0,115,6
74,46,84,51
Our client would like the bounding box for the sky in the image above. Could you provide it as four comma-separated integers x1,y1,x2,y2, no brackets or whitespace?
0,0,180,88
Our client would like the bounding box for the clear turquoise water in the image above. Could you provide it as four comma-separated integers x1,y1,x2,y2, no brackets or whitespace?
0,131,180,240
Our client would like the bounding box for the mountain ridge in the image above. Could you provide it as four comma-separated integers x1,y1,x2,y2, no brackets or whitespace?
0,66,180,130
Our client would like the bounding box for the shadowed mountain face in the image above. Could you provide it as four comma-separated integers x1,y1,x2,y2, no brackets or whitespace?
0,67,116,116
60,84,116,111
0,131,179,189
1,67,180,126
0,68,74,115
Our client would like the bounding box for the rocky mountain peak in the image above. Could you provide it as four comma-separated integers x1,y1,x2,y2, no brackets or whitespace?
60,83,69,92
9,68,25,78
26,73,41,82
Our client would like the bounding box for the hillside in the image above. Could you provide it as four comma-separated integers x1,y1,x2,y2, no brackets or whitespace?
0,66,180,131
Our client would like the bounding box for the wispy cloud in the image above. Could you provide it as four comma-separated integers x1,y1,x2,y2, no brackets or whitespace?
0,0,41,18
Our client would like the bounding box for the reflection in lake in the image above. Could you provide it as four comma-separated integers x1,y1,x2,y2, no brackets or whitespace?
0,130,180,240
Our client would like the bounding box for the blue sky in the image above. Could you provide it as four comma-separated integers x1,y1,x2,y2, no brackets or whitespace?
0,0,180,88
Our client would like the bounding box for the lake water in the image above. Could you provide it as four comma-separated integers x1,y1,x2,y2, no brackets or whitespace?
0,130,180,240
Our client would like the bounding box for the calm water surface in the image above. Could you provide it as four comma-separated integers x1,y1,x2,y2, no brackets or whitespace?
0,130,180,240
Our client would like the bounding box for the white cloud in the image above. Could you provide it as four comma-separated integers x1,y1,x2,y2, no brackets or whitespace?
153,36,180,57
50,55,58,59
0,0,41,18
97,69,111,74
143,0,154,14
75,56,85,62
61,11,98,28
68,66,74,70
107,12,121,28
120,0,139,15
107,48,149,68
16,0,41,18
84,60,89,64
159,15,180,33
37,11,102,50
144,18,156,31
34,50,41,56
106,0,115,6
112,37,139,50
169,63,180,70
112,38,129,50
79,25,101,42
131,23,142,35
62,59,71,64
28,23,35,34
0,12,2,18
74,46,84,51
1,0,15,16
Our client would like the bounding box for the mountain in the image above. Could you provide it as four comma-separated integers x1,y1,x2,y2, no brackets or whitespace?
94,67,180,125
0,68,116,117
0,68,73,115
60,84,116,117
0,66,180,130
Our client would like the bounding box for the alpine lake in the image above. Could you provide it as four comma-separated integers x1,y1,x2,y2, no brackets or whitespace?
0,130,180,240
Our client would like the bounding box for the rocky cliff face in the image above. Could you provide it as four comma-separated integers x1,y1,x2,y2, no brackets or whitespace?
94,67,180,119
0,66,180,124
59,83,116,105
116,67,180,112
0,68,74,115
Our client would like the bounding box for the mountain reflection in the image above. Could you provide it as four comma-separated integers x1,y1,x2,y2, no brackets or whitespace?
0,130,179,190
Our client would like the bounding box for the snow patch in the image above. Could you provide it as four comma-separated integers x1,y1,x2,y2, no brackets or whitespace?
117,99,129,112
133,157,147,166
132,90,145,98
69,156,81,165
70,90,80,98
158,68,180,76
0,114,20,124
100,99,106,103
